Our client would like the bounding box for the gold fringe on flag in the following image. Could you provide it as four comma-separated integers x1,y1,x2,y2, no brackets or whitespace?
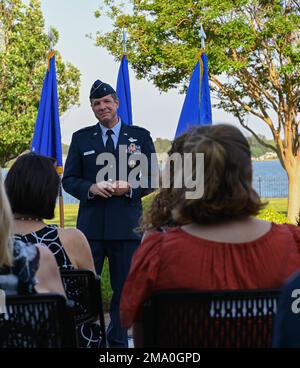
47,50,55,70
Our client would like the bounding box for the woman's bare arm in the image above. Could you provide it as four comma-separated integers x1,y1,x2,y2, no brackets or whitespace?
58,228,96,272
35,245,66,297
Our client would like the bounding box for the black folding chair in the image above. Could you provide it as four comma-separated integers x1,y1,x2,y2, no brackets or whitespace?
0,293,77,348
142,289,280,348
60,269,106,348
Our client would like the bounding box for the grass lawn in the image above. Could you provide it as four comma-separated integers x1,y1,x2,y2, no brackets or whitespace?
49,197,289,227
263,197,288,214
47,204,79,227
48,196,288,309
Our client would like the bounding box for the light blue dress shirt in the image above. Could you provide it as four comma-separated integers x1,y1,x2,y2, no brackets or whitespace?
91,119,132,198
99,119,121,149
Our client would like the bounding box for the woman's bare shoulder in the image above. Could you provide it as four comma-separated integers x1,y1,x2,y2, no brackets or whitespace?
57,228,88,245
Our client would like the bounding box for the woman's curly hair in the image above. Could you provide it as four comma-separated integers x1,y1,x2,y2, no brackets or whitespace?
140,132,189,231
141,124,265,231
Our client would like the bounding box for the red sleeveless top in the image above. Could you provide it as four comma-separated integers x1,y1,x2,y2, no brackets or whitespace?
121,224,300,328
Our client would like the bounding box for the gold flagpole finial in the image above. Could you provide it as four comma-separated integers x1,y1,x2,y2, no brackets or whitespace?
47,28,56,70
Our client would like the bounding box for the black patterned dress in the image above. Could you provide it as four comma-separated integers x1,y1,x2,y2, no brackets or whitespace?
0,239,39,295
14,225,101,348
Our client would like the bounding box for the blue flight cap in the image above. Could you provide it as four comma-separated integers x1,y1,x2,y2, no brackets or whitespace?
89,79,116,99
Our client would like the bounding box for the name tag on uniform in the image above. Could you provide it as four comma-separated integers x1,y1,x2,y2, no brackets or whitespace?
83,150,95,156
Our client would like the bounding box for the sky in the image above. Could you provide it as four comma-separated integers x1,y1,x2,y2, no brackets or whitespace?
39,0,272,145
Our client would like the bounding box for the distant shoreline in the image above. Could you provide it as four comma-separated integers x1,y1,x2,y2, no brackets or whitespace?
252,158,278,162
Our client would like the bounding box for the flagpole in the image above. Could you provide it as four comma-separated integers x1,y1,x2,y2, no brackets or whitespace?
58,179,65,228
48,29,65,229
198,25,206,124
122,28,127,55
174,24,212,138
116,29,133,125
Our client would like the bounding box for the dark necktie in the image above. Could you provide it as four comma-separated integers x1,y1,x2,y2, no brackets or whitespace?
105,129,115,153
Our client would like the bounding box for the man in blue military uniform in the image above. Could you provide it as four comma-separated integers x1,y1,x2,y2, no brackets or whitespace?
62,80,157,347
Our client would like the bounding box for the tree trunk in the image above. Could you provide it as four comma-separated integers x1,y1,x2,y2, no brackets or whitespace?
287,168,300,224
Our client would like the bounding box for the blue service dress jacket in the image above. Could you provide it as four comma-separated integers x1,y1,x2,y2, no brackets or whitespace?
62,122,157,241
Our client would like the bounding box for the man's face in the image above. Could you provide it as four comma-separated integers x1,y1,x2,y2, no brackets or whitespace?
91,94,119,127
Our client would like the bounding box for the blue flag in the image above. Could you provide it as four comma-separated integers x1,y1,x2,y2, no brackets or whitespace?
31,51,63,174
175,51,212,138
116,54,133,125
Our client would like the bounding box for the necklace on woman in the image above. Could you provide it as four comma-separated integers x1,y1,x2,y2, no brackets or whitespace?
14,214,42,222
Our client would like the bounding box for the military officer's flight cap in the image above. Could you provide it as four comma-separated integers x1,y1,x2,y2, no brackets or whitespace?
89,79,116,99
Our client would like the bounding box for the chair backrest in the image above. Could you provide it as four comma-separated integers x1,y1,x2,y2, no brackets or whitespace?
0,293,77,348
60,269,106,348
142,289,280,348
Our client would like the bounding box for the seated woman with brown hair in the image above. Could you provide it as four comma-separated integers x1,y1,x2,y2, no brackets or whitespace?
0,172,65,296
5,153,101,348
120,124,300,346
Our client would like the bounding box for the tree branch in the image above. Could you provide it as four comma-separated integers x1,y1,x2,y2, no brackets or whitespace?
210,75,273,126
229,98,277,152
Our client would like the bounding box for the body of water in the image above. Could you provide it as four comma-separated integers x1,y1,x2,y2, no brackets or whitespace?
252,160,287,197
1,160,289,203
252,160,287,178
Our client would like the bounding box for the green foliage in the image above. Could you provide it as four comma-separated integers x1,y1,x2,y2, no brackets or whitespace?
94,0,299,93
154,137,171,153
257,207,290,224
265,197,288,213
100,259,111,311
0,0,80,166
62,143,69,155
142,192,156,213
93,0,300,221
247,135,275,158
61,135,277,159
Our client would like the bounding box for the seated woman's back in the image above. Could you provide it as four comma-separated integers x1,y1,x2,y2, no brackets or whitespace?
121,124,300,337
121,221,300,329
0,238,66,296
182,218,271,243
5,153,99,348
13,222,101,348
4,153,95,272
0,171,65,297
13,221,95,272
